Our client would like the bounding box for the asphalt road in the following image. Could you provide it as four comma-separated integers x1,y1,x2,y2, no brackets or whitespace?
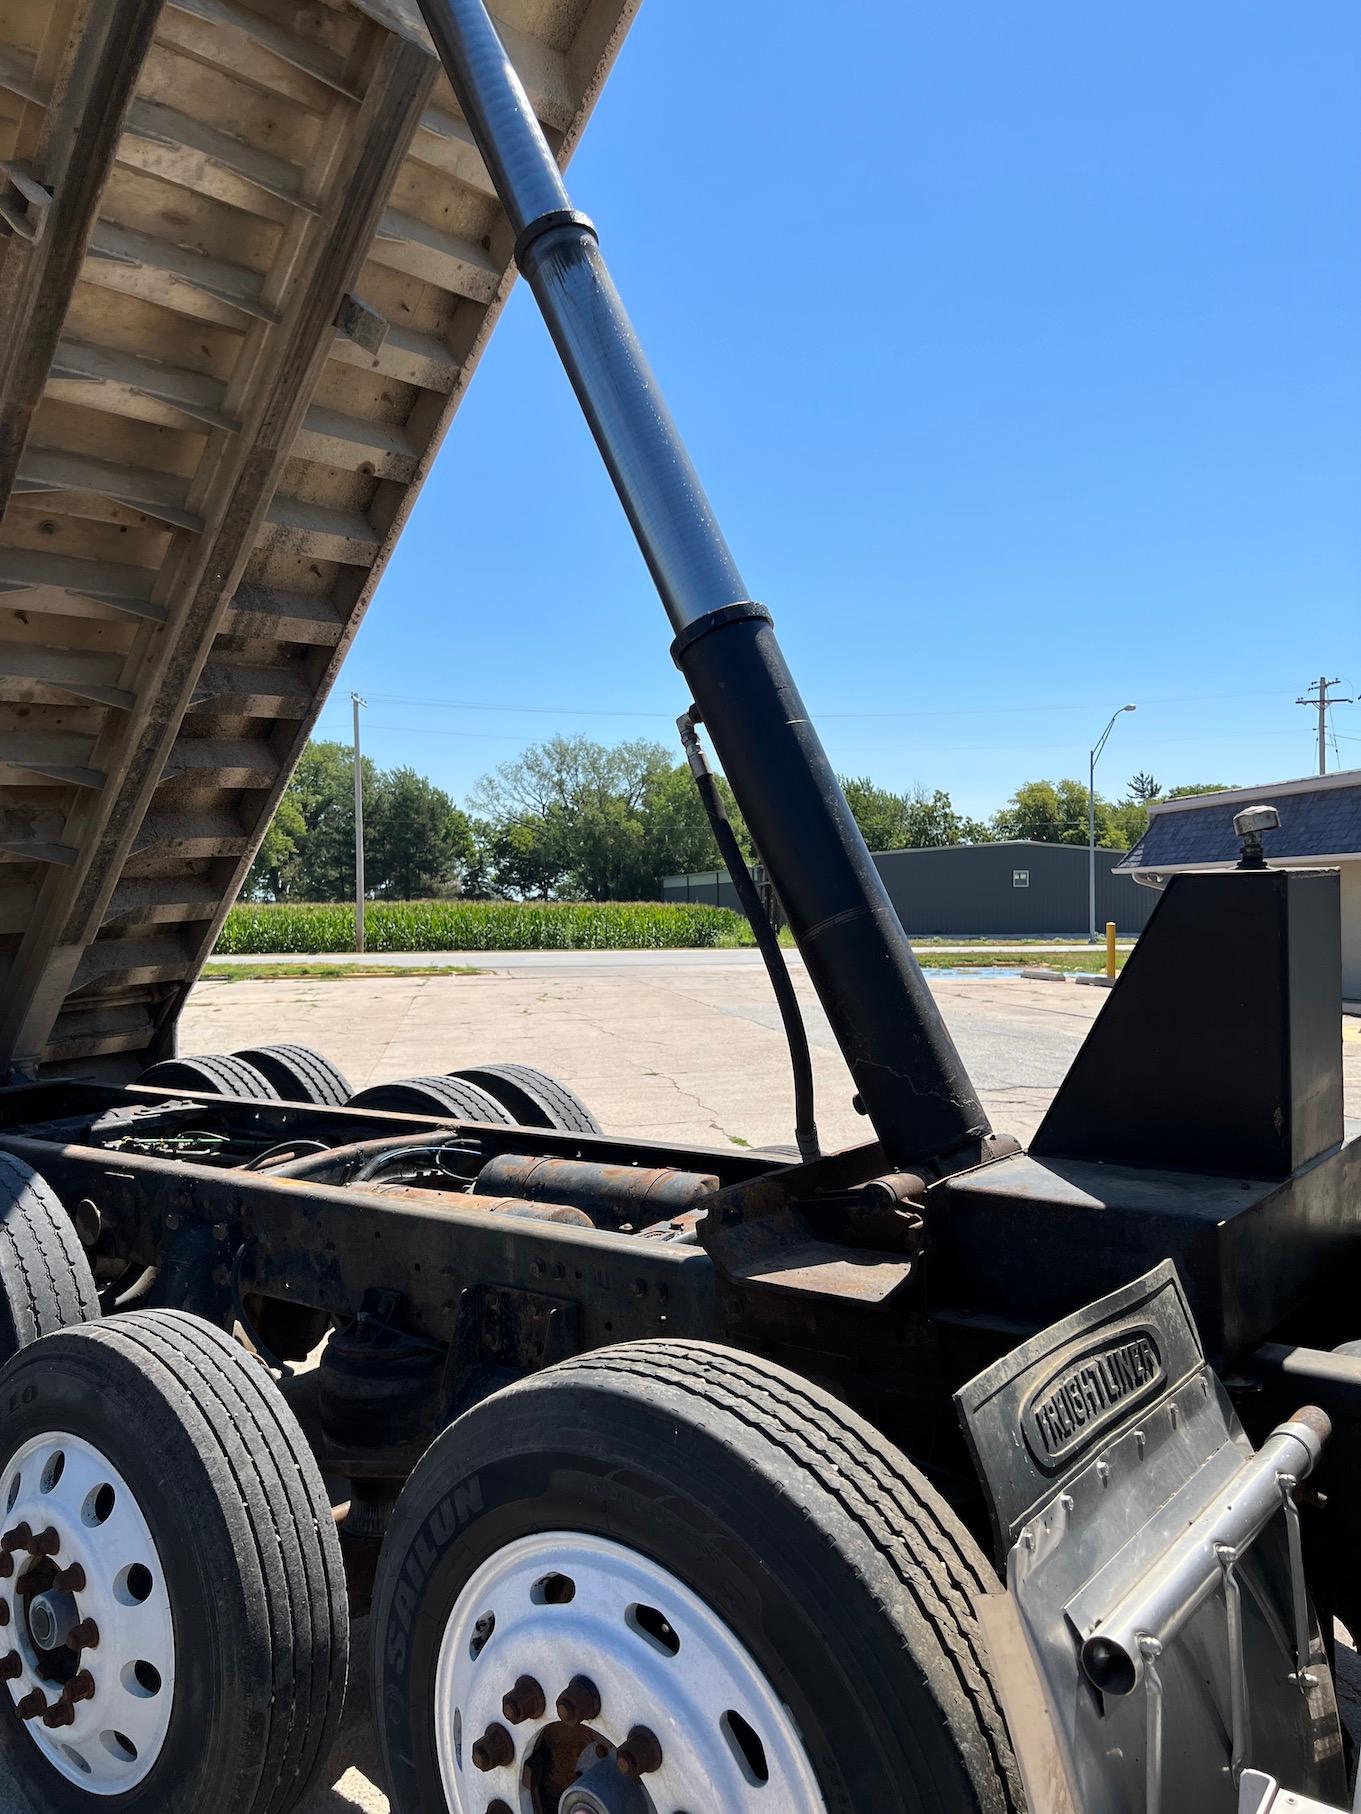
4,965,1359,1811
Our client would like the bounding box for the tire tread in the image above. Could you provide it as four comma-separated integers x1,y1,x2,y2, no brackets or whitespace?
451,1063,601,1133
549,1340,1022,1812
0,1151,98,1361
45,1313,347,1814
235,1046,351,1108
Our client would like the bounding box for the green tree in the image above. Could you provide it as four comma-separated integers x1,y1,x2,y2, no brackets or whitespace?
240,741,479,903
838,779,990,852
244,791,305,899
471,736,667,900
1128,771,1161,803
284,741,378,901
994,778,1114,846
471,735,759,900
367,767,473,899
839,776,914,850
1107,799,1149,849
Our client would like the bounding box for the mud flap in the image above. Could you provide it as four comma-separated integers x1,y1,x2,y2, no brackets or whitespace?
956,1261,1349,1813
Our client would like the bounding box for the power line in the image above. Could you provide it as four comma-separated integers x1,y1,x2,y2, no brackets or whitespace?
353,685,1285,725
331,719,1306,758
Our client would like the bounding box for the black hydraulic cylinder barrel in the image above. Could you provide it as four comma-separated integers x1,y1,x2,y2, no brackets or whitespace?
677,611,989,1166
415,0,990,1170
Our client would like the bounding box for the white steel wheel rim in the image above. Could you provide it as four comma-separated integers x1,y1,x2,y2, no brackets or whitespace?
433,1529,826,1813
1,1431,175,1793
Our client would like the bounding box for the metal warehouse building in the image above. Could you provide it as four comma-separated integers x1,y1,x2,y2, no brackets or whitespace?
664,840,1156,938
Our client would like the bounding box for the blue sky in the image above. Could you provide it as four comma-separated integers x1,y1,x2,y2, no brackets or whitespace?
318,0,1361,820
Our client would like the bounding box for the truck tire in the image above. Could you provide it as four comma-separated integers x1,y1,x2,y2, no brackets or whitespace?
0,1154,98,1368
136,1053,279,1100
448,1063,601,1133
0,1311,347,1814
233,1045,352,1107
373,1339,1023,1814
346,1075,515,1123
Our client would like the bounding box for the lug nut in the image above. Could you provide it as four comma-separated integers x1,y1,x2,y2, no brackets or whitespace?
0,1650,20,1681
31,1527,60,1558
501,1673,546,1724
68,1670,96,1705
67,1619,99,1651
0,1597,8,1626
0,1523,31,1554
617,1724,664,1777
53,1562,86,1593
470,1722,515,1772
0,1552,12,1579
555,1674,601,1723
16,1689,46,1721
487,1803,513,1814
42,1699,74,1729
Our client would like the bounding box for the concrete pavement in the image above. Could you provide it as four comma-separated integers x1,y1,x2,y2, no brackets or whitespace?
206,941,1133,974
185,963,1119,1150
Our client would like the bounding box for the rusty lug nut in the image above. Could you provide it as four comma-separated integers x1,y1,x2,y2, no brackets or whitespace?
0,1523,31,1554
67,1619,99,1651
67,1670,96,1705
616,1725,664,1778
42,1699,74,1729
555,1674,601,1724
53,1563,85,1594
486,1803,513,1814
0,1597,8,1626
501,1673,546,1724
31,1527,60,1558
16,1689,46,1722
0,1650,20,1681
0,1552,12,1579
469,1722,515,1772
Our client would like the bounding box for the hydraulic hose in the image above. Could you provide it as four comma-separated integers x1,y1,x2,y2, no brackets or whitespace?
679,710,819,1164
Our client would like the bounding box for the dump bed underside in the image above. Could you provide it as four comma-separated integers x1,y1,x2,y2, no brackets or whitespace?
0,0,637,1078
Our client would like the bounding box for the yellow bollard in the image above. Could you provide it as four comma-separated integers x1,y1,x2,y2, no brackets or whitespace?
1106,922,1117,980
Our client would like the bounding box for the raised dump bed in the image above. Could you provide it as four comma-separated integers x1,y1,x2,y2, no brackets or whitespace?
0,0,637,1079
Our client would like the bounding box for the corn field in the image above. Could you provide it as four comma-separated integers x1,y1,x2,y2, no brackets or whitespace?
216,900,752,955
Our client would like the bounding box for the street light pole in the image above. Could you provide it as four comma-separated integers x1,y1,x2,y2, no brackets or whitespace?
1089,704,1136,942
351,691,366,955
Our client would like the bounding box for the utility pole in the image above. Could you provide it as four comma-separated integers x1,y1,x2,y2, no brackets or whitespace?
1296,676,1352,777
351,692,366,953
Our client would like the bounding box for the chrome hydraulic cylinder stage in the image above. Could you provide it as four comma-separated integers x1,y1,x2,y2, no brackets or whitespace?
416,0,990,1171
